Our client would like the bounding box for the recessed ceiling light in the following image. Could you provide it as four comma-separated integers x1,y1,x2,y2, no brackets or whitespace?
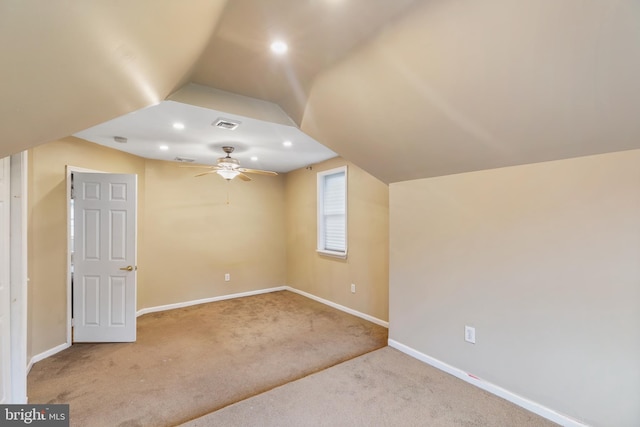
159,145,169,151
283,141,293,147
173,122,185,130
270,40,288,55
251,156,258,161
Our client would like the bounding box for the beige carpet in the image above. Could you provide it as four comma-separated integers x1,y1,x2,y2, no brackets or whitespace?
183,346,558,427
27,291,388,426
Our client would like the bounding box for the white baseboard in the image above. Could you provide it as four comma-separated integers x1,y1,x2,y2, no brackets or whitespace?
27,342,71,374
284,286,389,328
29,285,386,370
388,339,588,427
137,285,388,328
136,286,288,316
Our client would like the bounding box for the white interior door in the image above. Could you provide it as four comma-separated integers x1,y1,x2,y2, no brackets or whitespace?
0,157,11,402
73,173,137,342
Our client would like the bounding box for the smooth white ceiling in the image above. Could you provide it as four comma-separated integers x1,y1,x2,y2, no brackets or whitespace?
74,99,336,173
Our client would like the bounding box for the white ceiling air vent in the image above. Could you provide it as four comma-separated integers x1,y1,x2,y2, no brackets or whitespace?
213,118,241,130
175,156,195,162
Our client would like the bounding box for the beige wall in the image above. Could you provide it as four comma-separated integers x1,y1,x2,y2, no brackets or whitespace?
28,138,287,359
389,150,640,427
285,157,389,322
28,137,146,357
28,142,387,360
140,159,286,308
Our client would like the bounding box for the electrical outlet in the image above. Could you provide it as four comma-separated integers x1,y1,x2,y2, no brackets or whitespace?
351,283,356,293
224,273,230,282
465,326,476,344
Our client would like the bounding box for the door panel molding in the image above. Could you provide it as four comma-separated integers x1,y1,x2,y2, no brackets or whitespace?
73,172,137,342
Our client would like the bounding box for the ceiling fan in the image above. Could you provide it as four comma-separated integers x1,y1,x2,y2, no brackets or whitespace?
183,146,278,181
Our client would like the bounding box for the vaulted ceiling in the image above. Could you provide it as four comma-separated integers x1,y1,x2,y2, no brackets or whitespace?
2,0,640,183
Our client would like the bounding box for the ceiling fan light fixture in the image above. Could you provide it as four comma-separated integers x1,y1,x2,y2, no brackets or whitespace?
217,169,240,180
218,158,240,169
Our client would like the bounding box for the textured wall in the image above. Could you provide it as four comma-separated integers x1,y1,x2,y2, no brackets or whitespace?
285,157,389,322
389,150,640,427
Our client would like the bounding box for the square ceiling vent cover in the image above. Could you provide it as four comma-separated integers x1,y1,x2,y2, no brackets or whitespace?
174,156,195,162
213,118,241,130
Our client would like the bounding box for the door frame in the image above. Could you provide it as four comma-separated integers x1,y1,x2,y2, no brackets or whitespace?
10,152,28,403
65,166,104,345
0,152,28,404
1,156,10,402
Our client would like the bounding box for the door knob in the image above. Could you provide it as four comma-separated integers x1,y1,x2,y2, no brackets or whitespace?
119,265,134,271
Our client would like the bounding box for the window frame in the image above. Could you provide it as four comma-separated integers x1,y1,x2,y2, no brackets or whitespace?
317,165,348,259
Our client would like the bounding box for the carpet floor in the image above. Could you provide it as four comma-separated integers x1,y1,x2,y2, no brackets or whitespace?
27,291,388,426
182,347,558,427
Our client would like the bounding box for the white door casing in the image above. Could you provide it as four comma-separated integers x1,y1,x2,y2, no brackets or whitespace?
9,152,27,404
73,173,137,342
0,157,11,402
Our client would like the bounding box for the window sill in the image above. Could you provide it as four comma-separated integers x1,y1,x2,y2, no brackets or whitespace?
317,249,348,259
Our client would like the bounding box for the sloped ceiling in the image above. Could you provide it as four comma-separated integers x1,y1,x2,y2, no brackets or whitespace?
302,0,640,183
190,0,418,125
2,0,640,184
0,0,227,156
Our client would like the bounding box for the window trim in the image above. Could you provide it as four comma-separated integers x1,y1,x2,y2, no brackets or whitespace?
317,165,348,259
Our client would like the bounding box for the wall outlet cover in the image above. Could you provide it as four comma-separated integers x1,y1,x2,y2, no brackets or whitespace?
465,326,476,344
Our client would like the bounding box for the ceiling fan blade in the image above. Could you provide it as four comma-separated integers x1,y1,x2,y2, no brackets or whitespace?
194,171,218,177
237,172,252,181
237,167,278,176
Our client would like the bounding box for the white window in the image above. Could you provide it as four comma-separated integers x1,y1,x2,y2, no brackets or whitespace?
317,166,347,258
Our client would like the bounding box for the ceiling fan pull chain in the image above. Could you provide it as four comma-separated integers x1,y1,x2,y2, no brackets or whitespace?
226,182,231,205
